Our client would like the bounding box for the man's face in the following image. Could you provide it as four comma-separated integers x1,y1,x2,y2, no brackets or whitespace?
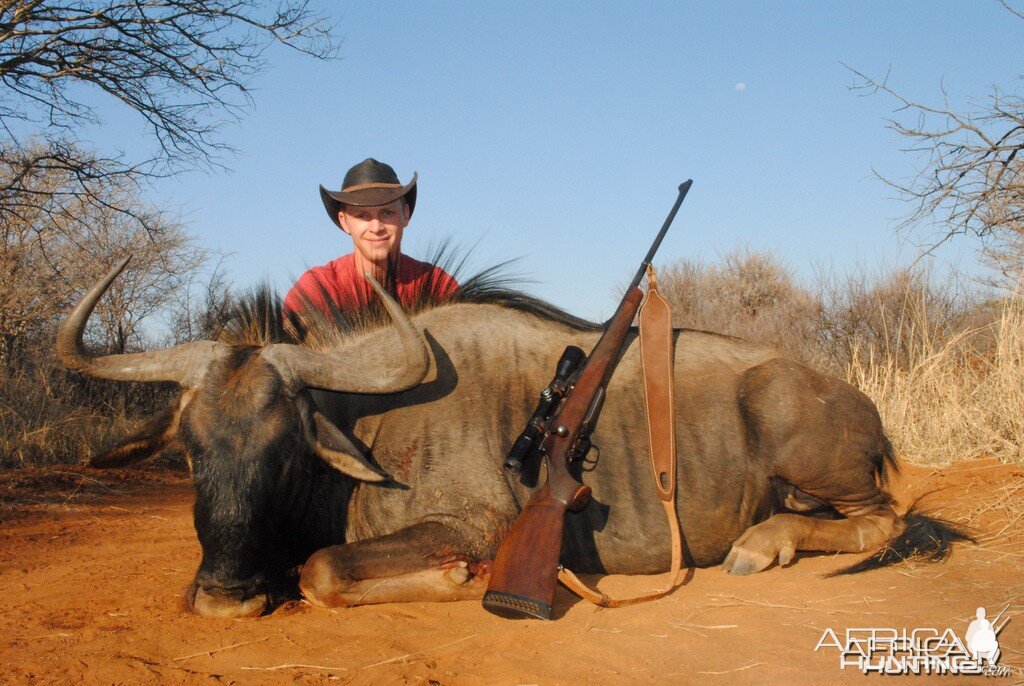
338,199,410,266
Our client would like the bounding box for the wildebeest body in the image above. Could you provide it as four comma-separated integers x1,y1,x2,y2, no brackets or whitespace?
59,261,966,617
312,302,875,576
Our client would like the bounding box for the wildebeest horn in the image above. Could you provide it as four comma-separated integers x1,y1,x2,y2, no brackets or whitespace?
262,273,434,394
57,257,229,386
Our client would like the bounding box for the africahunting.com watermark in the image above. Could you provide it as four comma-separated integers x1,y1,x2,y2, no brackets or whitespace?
815,605,1013,677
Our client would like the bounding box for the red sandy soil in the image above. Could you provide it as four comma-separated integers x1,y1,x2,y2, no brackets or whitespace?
0,459,1021,685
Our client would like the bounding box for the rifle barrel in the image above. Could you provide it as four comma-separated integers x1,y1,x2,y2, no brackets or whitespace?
628,180,693,292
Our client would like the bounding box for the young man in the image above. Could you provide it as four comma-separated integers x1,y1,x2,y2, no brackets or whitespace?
284,158,459,315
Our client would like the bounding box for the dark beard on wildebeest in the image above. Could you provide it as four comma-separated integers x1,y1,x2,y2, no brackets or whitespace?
58,248,971,618
181,345,359,613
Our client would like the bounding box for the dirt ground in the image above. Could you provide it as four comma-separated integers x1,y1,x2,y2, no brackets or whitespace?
1,459,1021,686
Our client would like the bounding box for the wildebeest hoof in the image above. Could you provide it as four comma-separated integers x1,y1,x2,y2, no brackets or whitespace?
722,517,801,575
722,546,770,575
721,539,797,575
187,583,267,618
299,549,345,608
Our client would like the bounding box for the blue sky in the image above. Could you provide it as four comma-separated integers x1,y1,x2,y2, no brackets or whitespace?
82,1,1024,320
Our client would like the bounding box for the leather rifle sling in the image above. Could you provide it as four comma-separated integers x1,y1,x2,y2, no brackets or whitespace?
556,265,684,607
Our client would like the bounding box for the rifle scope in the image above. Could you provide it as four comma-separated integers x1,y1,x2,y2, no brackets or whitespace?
503,345,586,473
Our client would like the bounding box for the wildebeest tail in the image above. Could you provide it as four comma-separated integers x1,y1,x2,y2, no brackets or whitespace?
829,508,974,576
871,435,900,485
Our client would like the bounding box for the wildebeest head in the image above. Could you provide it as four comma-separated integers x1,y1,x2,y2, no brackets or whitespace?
57,258,435,617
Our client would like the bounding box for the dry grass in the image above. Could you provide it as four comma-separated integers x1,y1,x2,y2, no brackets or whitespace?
659,250,1023,468
848,288,1024,466
0,350,175,467
658,248,826,368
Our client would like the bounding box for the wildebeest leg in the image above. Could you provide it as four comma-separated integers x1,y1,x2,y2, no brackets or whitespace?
723,358,905,575
299,520,492,608
722,507,902,575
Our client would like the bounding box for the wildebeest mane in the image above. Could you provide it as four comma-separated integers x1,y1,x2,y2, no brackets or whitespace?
219,242,602,349
220,285,296,347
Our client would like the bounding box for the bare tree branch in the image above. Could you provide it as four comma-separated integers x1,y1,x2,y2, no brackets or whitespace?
0,2,338,298
1,143,219,364
845,7,1024,282
0,0,339,170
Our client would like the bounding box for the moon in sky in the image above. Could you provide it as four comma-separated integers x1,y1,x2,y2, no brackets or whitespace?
735,82,746,91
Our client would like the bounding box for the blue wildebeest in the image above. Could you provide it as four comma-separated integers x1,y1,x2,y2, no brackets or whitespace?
58,258,968,618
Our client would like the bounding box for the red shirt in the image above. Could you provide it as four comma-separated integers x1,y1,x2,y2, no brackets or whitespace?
285,253,459,315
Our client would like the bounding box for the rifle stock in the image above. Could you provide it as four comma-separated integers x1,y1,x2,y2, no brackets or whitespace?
482,485,568,619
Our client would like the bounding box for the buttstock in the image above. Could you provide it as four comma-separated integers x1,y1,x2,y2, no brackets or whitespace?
483,487,568,619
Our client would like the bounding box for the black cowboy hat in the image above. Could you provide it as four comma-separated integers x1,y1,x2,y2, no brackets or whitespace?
319,158,418,227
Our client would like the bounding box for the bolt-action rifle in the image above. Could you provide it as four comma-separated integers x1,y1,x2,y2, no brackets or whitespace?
483,180,693,620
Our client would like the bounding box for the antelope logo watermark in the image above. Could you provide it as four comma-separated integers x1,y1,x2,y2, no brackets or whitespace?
815,604,1013,676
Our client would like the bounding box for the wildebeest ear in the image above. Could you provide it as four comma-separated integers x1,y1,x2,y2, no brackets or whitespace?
311,411,392,483
90,391,189,468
